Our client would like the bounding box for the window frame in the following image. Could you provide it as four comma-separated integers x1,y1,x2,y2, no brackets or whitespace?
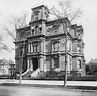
52,42,59,52
32,42,39,52
78,59,81,69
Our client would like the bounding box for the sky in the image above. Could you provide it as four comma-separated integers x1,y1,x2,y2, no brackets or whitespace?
0,0,97,62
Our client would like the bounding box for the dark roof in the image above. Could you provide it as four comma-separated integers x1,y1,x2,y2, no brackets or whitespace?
16,26,30,32
71,24,77,29
46,17,70,25
31,5,48,10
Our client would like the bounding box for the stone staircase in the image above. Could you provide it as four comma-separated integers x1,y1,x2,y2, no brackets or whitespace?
16,69,42,79
22,70,34,79
31,68,41,78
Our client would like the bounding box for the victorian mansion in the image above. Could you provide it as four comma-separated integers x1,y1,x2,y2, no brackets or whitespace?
15,5,85,77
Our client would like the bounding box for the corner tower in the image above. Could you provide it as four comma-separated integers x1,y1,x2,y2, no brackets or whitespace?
29,5,49,36
30,5,49,22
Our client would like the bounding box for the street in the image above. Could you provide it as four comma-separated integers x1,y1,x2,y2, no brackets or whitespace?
0,86,97,96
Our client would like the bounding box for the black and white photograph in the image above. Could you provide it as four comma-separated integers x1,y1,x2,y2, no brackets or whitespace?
0,0,97,96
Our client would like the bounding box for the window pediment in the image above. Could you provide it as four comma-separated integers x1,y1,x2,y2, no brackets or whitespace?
47,23,60,34
33,9,40,16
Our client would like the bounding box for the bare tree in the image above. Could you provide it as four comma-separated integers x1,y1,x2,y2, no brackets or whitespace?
49,0,82,87
3,13,28,42
3,13,28,84
50,0,82,23
0,34,9,75
0,35,9,51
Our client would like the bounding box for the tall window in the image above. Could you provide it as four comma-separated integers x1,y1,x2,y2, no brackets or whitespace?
31,29,34,35
69,43,72,52
28,42,39,52
52,42,59,51
77,46,82,53
31,25,42,36
28,43,31,52
32,42,39,52
35,16,39,21
35,26,39,33
54,57,59,68
15,45,19,55
78,60,81,69
69,57,72,71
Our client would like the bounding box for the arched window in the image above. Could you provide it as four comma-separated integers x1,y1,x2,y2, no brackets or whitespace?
52,41,59,51
39,25,42,32
78,60,81,69
32,42,39,52
34,26,39,34
35,25,42,34
31,26,34,35
31,29,34,35
34,16,39,21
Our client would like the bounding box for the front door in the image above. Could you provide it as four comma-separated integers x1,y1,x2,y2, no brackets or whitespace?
32,57,38,70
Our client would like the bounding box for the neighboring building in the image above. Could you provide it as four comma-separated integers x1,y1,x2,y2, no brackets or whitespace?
86,58,97,74
14,5,85,78
0,59,9,76
9,63,16,78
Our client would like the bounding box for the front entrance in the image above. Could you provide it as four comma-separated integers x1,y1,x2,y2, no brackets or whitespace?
32,57,38,70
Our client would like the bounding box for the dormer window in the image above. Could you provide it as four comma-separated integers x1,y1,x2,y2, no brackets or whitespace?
39,25,42,32
35,26,39,34
31,29,34,35
34,16,39,21
34,9,39,15
40,27,42,32
78,33,80,37
52,23,60,33
77,46,82,53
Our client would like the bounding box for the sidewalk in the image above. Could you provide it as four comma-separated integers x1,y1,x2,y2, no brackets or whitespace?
0,79,97,91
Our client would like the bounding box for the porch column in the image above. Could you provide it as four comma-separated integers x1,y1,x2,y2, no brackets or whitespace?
51,57,54,69
40,55,44,70
27,58,30,71
44,56,46,72
30,58,33,71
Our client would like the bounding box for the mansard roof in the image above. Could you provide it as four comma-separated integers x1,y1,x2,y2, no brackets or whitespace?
31,5,48,10
16,26,30,32
46,17,70,25
71,24,83,33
